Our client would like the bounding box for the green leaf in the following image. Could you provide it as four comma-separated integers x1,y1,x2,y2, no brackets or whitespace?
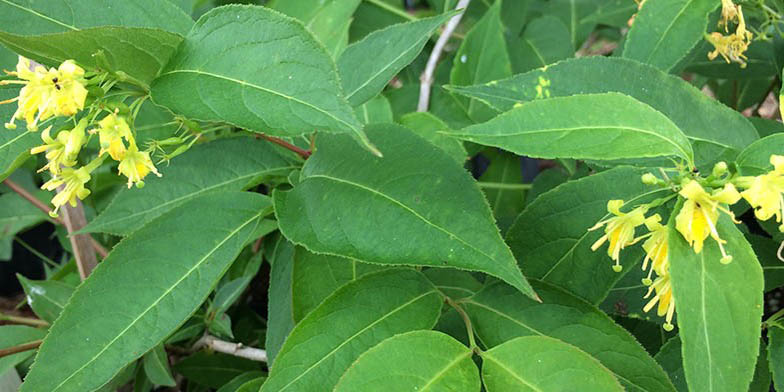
736,133,784,175
338,12,453,106
747,234,784,292
463,281,676,391
302,0,361,57
0,192,46,252
215,372,266,392
354,95,393,124
506,166,670,303
20,192,269,392
542,0,599,48
264,235,296,366
445,56,759,169
0,27,183,88
142,344,176,387
150,5,376,153
83,137,295,236
450,0,512,121
334,330,480,391
769,325,784,391
0,0,193,36
17,275,74,323
685,40,780,79
292,247,382,322
654,337,688,391
173,351,260,389
0,325,45,376
478,150,526,233
211,278,252,315
398,112,467,163
750,342,772,392
508,15,573,74
0,87,38,181
235,378,266,392
274,124,536,299
448,92,694,163
423,268,483,300
261,269,443,392
621,0,716,71
481,336,623,391
668,208,764,392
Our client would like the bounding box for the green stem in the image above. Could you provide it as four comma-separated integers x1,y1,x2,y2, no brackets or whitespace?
446,297,478,351
477,182,532,190
364,0,417,21
764,308,784,327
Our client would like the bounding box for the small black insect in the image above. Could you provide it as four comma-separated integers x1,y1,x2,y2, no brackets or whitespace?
52,77,61,90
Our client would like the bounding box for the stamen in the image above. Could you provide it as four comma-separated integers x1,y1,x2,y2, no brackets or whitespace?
0,96,19,104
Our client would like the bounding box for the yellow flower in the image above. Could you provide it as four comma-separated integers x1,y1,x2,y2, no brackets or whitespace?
93,113,132,160
589,200,649,272
118,142,161,188
643,273,676,331
740,155,784,231
0,57,87,130
29,120,87,175
675,180,740,262
707,6,753,68
641,214,669,285
41,166,91,216
719,0,739,31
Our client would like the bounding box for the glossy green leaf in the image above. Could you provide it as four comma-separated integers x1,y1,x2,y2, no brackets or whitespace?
481,336,623,391
450,0,512,121
20,192,269,392
292,247,382,322
398,112,467,163
621,0,716,71
464,281,676,391
0,325,45,376
508,15,573,74
142,344,175,387
150,5,375,153
0,27,183,88
83,137,295,236
17,275,74,323
339,13,452,106
264,236,296,366
0,87,37,180
173,351,260,389
668,209,763,392
334,331,480,391
0,0,192,36
261,269,443,392
506,166,670,303
274,124,536,299
769,325,784,391
446,56,758,168
736,133,784,175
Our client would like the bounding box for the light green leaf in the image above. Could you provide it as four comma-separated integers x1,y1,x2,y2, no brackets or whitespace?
736,133,784,175
261,269,443,392
481,336,623,391
0,87,38,181
338,12,453,106
668,207,763,392
173,351,260,389
463,281,676,391
302,0,361,56
0,0,193,36
150,5,376,153
447,92,693,163
20,192,269,392
621,0,717,72
274,124,536,299
506,166,670,303
398,112,467,163
0,27,183,88
354,95,393,124
445,56,758,169
142,344,176,387
0,326,46,376
769,325,784,391
17,275,74,323
508,15,573,74
82,136,295,236
292,246,382,322
334,331,480,392
264,235,296,366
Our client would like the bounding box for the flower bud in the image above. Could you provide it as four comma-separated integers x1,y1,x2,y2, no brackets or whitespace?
712,161,728,177
641,173,657,185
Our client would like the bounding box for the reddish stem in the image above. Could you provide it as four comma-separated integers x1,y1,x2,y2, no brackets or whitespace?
259,134,311,159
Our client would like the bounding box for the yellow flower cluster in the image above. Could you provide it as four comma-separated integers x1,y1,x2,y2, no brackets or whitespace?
707,2,753,68
737,155,784,231
2,56,161,215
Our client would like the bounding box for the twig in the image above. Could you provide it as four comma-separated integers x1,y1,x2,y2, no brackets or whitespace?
56,188,98,280
3,179,109,259
0,313,49,327
193,335,267,362
259,134,311,159
0,340,42,358
417,0,471,112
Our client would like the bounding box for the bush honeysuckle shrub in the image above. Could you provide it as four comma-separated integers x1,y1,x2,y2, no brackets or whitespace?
0,0,783,391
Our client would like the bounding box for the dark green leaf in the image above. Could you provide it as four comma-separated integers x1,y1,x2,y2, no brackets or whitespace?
215,372,266,392
654,337,688,391
737,134,784,175
17,275,74,323
142,344,175,387
508,16,573,74
769,325,784,391
264,235,296,366
174,351,260,389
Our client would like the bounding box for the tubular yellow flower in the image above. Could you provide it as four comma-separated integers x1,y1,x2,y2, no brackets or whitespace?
589,200,649,272
29,121,87,175
118,142,161,188
641,214,669,285
740,155,784,231
643,273,676,331
93,113,132,161
707,6,753,68
719,0,739,31
675,180,740,262
0,57,87,130
41,166,91,216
